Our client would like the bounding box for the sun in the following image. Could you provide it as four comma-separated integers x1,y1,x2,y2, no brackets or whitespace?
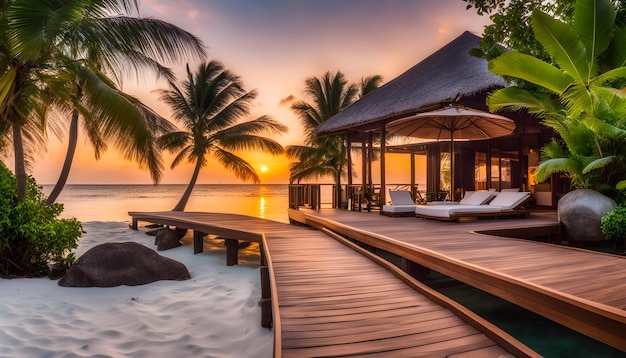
260,165,268,173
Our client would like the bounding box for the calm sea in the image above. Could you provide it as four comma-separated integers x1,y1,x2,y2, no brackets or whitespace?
41,184,290,224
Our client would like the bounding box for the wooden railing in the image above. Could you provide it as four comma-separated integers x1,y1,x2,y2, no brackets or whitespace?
289,183,443,211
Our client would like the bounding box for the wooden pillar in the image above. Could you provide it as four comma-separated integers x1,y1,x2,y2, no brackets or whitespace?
193,231,205,254
360,135,367,212
379,126,386,213
225,239,239,266
410,149,416,200
347,132,353,191
131,219,138,230
259,265,272,328
367,132,374,191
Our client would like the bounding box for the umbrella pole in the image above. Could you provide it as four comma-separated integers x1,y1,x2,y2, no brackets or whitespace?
450,137,454,201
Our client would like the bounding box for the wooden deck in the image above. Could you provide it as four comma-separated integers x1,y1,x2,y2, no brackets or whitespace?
129,211,535,357
288,208,626,352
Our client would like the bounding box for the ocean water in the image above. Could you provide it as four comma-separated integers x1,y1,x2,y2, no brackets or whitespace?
41,184,290,224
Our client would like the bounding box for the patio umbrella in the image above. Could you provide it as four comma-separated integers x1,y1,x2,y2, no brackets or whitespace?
386,106,516,200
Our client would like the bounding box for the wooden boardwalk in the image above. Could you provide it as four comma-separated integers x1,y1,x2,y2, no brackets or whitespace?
288,208,626,352
129,211,535,357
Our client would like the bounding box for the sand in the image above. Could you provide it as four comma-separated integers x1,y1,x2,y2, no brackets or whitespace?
0,221,273,357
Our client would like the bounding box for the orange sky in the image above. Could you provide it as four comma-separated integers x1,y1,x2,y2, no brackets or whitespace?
18,0,492,184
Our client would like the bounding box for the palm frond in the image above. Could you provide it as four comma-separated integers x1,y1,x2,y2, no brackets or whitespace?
581,114,626,138
607,25,626,68
158,131,191,152
532,10,590,84
218,115,288,136
582,155,616,174
488,51,573,94
285,145,316,159
359,75,383,98
212,148,260,183
169,145,192,169
487,87,561,117
575,0,614,69
535,157,580,182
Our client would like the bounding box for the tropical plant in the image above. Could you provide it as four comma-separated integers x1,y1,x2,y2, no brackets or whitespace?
601,204,626,251
487,0,626,200
0,0,205,203
157,61,287,211
285,72,382,205
0,161,82,278
464,0,577,61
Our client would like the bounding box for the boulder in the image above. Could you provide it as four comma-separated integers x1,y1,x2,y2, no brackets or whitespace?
58,242,190,287
558,189,615,243
155,227,182,251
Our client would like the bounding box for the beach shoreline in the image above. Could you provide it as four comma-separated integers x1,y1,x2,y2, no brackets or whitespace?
0,221,273,358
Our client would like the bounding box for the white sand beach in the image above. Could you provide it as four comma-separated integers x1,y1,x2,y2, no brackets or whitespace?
0,221,273,358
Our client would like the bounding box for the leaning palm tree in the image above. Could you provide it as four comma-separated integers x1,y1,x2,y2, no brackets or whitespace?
285,72,381,205
157,61,287,211
0,0,205,203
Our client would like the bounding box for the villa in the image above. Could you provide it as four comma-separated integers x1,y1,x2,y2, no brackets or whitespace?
291,31,567,211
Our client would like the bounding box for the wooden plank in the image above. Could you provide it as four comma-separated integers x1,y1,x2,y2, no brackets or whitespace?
128,210,537,357
290,208,626,351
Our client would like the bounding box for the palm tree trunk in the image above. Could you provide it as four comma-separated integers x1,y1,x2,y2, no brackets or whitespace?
12,124,27,202
46,110,79,205
172,158,202,211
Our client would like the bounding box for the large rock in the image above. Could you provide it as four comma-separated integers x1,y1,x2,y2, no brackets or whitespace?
59,242,190,287
155,227,182,251
558,189,615,243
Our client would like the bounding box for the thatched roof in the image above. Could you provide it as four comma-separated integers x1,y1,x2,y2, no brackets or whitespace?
316,31,508,135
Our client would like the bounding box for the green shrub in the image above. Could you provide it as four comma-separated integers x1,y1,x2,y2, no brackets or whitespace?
601,204,626,242
0,162,82,278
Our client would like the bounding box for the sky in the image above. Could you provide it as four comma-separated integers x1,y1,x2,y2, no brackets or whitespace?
27,0,492,184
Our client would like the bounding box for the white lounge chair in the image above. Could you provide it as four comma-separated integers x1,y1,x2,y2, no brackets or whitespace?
382,190,418,217
414,191,531,222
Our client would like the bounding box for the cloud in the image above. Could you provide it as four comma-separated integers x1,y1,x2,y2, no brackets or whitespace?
279,95,296,106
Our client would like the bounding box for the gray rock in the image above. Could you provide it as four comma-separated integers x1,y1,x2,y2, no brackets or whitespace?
558,189,615,242
156,227,182,251
58,242,190,287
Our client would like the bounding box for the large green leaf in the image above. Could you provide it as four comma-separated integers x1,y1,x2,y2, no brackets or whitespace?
581,115,626,138
593,66,626,85
535,157,581,182
532,10,590,84
487,87,560,117
575,0,615,70
488,52,573,94
607,25,626,68
617,180,626,190
582,155,616,174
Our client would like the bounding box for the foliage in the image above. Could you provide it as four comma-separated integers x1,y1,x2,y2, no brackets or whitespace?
0,0,206,202
0,162,81,278
486,0,626,201
157,61,287,211
286,72,382,186
601,204,626,241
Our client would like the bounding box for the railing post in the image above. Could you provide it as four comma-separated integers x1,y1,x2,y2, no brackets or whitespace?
259,265,272,328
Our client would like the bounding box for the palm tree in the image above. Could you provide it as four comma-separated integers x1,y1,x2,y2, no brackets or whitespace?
285,71,381,205
157,61,287,211
487,0,626,198
0,0,205,202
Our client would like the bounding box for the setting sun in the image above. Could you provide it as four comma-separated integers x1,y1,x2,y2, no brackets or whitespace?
261,166,268,173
